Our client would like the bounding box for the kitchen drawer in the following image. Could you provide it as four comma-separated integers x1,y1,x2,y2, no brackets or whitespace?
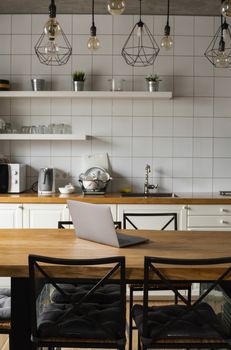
187,205,231,216
188,215,231,228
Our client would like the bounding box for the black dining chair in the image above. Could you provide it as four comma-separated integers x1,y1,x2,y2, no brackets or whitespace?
123,212,191,350
28,254,126,350
132,256,231,350
58,220,122,229
0,288,11,349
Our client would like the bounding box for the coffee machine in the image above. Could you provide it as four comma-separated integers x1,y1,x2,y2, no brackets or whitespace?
38,168,55,195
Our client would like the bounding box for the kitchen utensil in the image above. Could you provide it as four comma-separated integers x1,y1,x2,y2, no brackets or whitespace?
38,168,55,195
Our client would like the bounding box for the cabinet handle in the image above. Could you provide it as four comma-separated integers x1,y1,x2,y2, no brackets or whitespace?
220,220,227,224
183,206,189,210
220,208,228,213
17,205,23,209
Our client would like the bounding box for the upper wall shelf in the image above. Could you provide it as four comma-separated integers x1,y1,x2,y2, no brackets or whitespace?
0,91,172,99
0,134,86,141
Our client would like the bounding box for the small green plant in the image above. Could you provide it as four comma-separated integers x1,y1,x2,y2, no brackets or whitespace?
145,74,162,82
72,71,86,81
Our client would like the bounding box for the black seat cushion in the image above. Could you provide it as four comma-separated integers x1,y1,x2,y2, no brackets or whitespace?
37,300,124,340
132,302,225,340
0,288,11,320
51,283,120,304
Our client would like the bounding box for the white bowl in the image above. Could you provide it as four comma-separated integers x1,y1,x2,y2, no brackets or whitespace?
59,187,75,194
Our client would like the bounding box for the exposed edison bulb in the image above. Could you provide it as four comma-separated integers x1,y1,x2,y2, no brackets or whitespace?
137,26,143,38
107,0,126,15
44,39,59,57
44,18,61,39
160,35,173,50
87,36,100,51
215,50,230,68
221,0,231,16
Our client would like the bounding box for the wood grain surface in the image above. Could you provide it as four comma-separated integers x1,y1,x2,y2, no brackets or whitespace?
0,229,230,280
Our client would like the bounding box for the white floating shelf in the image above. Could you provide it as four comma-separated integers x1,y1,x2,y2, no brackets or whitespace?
0,134,86,141
0,91,172,99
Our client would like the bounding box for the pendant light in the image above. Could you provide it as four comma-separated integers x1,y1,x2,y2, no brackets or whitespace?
121,0,160,67
34,0,72,66
107,0,126,15
221,0,231,16
204,15,231,68
87,0,100,51
160,0,173,50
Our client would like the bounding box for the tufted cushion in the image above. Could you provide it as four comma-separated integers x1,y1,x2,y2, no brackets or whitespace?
0,288,11,320
51,284,120,304
132,302,225,340
37,300,124,340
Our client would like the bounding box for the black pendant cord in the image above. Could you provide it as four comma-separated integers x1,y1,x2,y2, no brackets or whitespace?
90,0,97,36
138,0,143,27
49,0,56,18
164,0,171,36
92,0,95,27
167,0,170,26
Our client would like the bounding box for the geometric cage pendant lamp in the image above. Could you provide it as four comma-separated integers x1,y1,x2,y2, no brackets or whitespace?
121,0,160,67
34,0,72,66
204,15,231,68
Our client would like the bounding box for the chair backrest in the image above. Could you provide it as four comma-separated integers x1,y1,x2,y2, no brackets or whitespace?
29,254,126,342
142,256,231,342
58,220,122,229
123,212,177,230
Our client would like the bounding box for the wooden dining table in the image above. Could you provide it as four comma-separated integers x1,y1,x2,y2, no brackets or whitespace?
1,228,231,350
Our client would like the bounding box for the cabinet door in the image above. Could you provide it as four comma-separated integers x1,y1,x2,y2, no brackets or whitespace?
23,204,69,228
0,204,23,228
118,204,186,230
186,205,231,231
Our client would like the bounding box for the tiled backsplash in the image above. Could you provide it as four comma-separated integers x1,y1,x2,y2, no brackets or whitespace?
0,14,231,193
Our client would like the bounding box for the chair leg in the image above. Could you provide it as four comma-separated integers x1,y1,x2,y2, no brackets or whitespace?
129,285,134,350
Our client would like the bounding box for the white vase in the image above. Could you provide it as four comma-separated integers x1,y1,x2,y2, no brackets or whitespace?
73,81,84,91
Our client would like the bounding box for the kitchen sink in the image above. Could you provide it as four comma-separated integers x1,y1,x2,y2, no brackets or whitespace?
121,192,178,198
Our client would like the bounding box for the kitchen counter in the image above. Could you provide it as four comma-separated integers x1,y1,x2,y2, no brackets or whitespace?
0,192,231,204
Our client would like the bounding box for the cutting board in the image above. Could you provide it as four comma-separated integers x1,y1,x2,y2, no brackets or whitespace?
82,153,109,172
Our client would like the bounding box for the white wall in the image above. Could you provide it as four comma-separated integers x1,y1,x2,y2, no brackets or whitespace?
0,14,231,193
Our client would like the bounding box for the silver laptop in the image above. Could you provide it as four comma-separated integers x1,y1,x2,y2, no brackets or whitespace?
68,200,149,248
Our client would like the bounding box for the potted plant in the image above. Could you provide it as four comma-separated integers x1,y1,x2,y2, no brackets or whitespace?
145,74,162,92
72,71,86,91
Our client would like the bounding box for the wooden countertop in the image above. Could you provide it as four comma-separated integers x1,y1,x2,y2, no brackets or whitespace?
0,192,231,204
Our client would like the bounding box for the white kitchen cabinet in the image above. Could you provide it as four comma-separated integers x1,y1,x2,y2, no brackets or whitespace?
118,204,187,230
0,204,23,228
23,204,69,228
186,205,231,230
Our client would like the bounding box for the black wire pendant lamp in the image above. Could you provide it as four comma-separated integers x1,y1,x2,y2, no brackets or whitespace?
121,0,160,67
204,15,231,68
160,0,173,50
34,0,72,66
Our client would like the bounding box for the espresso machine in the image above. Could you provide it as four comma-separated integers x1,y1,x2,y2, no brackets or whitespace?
38,168,55,195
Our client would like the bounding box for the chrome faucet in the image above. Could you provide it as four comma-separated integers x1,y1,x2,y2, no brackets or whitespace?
144,164,158,195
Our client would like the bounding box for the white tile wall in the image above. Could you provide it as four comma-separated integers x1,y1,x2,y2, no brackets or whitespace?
1,14,231,193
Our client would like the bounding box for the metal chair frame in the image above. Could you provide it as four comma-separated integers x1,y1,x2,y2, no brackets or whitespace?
124,212,191,350
138,256,231,350
29,254,126,350
58,220,122,230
